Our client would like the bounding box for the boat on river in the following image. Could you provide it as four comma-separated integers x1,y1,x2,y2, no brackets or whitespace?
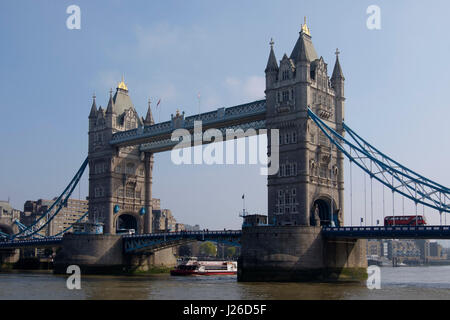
170,258,237,276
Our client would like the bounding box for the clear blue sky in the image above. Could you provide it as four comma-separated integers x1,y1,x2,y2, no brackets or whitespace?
0,0,449,229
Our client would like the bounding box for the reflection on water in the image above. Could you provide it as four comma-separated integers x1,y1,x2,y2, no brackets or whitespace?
1,266,450,300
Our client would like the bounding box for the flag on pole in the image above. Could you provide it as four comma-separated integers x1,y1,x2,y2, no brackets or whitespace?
156,99,161,107
242,194,245,199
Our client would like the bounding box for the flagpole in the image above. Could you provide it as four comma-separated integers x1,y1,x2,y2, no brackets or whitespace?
158,98,161,123
197,92,201,119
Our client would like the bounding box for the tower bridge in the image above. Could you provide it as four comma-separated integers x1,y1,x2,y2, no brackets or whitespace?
2,19,449,282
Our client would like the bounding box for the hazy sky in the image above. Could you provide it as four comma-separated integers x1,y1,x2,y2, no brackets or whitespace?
0,0,449,229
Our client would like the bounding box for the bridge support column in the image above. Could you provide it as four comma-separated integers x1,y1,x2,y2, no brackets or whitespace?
144,152,153,234
238,226,367,282
0,249,19,269
54,233,176,274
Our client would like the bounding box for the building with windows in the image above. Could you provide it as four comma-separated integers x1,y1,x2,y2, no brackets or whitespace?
265,19,345,227
0,200,21,236
21,198,88,236
152,208,184,232
0,200,21,222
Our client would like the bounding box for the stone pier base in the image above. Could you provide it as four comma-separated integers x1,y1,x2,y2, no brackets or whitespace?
54,234,176,274
0,249,20,270
238,226,367,283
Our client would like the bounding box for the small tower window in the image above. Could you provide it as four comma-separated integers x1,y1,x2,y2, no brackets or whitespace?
126,163,135,175
292,131,297,143
286,163,291,176
126,186,134,198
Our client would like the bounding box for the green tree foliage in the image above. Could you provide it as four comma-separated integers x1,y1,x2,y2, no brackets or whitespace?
199,242,217,257
226,246,236,258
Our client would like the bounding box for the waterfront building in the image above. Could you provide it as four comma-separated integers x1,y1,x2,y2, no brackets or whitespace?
21,198,89,236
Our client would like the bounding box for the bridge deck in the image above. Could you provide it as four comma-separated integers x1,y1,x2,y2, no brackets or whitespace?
3,226,450,251
322,226,450,239
123,230,242,253
0,238,62,249
109,100,267,152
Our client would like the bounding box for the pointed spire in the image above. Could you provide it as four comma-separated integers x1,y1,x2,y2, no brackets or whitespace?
106,88,115,114
144,98,154,125
301,16,311,36
117,74,128,91
89,93,97,118
332,48,344,80
265,38,279,73
290,17,318,63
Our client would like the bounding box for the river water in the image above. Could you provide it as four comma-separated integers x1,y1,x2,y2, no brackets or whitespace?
0,266,450,300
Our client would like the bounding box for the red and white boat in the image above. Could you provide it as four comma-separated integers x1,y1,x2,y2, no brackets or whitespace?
170,258,237,276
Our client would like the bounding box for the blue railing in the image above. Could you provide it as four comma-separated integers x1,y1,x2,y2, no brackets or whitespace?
123,230,242,253
322,226,450,239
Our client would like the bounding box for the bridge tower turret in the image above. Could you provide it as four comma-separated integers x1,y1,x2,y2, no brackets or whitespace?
265,18,345,227
88,78,153,234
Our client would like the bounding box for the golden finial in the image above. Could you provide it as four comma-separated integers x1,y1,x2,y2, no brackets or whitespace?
176,109,180,116
117,74,128,91
301,16,311,36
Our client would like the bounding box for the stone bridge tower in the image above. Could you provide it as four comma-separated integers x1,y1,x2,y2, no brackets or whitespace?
265,19,345,227
88,78,154,234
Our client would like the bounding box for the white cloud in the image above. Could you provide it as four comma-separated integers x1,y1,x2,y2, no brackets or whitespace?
224,75,265,102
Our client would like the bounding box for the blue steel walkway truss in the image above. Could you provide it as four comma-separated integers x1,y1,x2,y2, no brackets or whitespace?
308,108,450,215
123,230,242,253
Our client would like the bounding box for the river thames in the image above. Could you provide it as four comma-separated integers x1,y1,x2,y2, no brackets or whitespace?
0,265,450,300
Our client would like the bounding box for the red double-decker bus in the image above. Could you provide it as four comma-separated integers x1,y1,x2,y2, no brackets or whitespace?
384,215,427,226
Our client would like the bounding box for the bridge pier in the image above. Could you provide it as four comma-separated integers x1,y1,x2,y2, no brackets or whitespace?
238,226,367,283
0,249,19,269
53,234,176,274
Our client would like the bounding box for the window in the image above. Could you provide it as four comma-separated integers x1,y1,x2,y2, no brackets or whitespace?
282,91,289,102
282,70,289,80
286,163,291,176
95,162,106,174
285,133,290,144
292,131,297,143
320,165,328,178
126,163,135,175
319,131,329,146
126,186,134,198
94,186,104,198
115,165,121,174
280,164,286,177
292,163,297,176
117,187,124,197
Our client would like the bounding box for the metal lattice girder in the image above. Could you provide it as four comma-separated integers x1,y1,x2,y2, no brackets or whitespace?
323,226,450,239
110,100,267,151
307,108,450,214
123,230,242,253
1,158,89,240
0,238,63,249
